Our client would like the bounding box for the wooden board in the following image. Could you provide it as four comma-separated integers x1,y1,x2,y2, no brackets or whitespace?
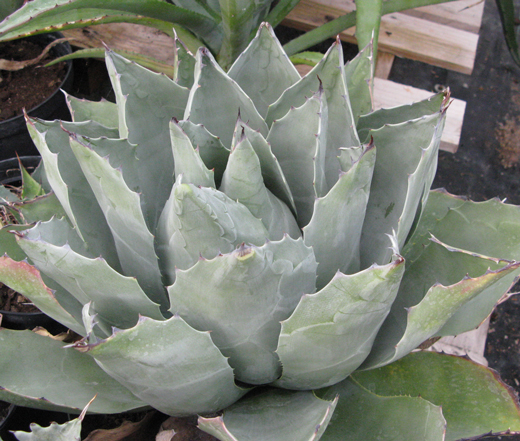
283,0,483,75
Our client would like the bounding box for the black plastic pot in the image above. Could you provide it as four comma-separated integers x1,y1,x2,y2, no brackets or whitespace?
0,32,73,160
0,156,66,333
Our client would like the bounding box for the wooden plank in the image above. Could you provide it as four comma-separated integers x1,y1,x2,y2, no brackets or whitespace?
283,0,480,74
63,23,176,64
373,77,465,153
401,0,484,33
374,52,395,79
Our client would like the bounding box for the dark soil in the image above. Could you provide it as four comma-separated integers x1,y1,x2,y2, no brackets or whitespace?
0,38,67,121
0,283,39,314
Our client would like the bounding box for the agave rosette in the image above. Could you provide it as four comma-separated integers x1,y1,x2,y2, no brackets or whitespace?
0,24,520,440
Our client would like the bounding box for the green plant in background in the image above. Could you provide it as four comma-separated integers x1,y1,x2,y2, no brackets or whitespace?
0,0,468,72
0,24,520,440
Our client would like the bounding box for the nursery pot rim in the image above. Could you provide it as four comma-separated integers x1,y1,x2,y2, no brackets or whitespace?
0,32,73,125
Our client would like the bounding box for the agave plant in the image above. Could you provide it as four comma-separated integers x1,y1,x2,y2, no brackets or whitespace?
1,24,520,441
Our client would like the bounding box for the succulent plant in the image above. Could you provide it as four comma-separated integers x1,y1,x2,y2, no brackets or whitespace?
1,24,520,441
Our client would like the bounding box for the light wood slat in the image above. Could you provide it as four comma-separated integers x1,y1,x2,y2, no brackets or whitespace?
402,0,484,33
283,0,480,74
63,23,176,64
374,52,395,79
373,77,465,153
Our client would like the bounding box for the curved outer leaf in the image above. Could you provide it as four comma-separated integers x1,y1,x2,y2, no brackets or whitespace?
220,133,300,240
26,118,121,271
0,0,219,52
17,220,163,330
413,191,520,335
185,47,268,148
275,255,404,390
0,329,145,414
85,315,248,416
319,377,446,441
266,92,321,227
360,106,446,267
303,146,375,286
170,120,215,188
353,351,520,441
69,135,167,308
228,23,300,118
168,237,317,385
106,50,189,230
361,238,520,370
199,389,337,441
65,93,119,128
13,418,82,441
0,256,84,335
156,181,268,286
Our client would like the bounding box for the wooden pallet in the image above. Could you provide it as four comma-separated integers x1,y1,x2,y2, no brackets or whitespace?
285,0,485,152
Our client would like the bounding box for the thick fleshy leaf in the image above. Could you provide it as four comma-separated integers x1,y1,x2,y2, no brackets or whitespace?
156,180,268,285
169,119,215,188
173,34,196,88
353,351,520,441
275,256,404,390
362,238,520,370
69,135,167,308
0,256,84,335
199,389,337,441
360,107,446,267
65,93,119,128
185,47,268,148
303,146,375,286
177,119,230,186
232,118,296,214
318,377,446,441
0,224,31,261
357,92,446,143
168,237,317,385
26,118,121,270
13,418,82,441
0,329,145,414
220,133,300,240
84,315,248,416
12,399,93,441
267,39,360,195
17,219,163,330
410,190,520,335
228,23,300,117
106,50,189,229
266,92,321,227
344,42,373,123
16,192,67,224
